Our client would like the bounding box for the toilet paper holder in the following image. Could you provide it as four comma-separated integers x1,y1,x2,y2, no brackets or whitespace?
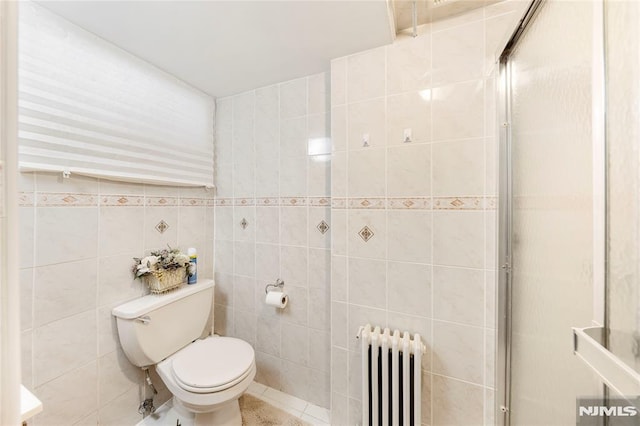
265,279,285,294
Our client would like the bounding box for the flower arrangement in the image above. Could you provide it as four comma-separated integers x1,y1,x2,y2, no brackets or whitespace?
132,247,190,293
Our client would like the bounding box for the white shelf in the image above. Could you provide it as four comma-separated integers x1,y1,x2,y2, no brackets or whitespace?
21,385,42,422
573,326,640,396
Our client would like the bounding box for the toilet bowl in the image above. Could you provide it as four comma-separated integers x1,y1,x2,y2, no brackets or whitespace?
112,280,254,426
155,336,255,423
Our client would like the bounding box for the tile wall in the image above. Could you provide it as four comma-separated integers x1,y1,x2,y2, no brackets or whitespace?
329,3,524,425
19,173,215,425
213,73,332,408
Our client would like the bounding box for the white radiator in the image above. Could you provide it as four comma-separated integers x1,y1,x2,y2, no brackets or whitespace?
358,324,427,426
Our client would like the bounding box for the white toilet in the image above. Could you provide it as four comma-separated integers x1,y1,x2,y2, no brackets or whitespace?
112,280,255,426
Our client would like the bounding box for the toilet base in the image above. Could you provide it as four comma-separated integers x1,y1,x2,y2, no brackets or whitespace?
173,396,242,426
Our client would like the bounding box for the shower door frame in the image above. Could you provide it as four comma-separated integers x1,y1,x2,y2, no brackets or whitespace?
495,0,607,424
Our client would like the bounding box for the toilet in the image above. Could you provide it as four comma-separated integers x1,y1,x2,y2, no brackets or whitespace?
112,280,255,426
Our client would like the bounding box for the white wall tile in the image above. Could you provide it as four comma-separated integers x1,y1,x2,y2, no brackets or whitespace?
98,386,142,426
433,321,484,384
255,243,280,283
308,208,331,249
331,105,347,152
432,20,485,86
308,158,331,197
281,322,309,366
331,151,347,198
280,245,308,287
432,79,485,142
20,268,33,331
281,117,308,158
308,248,330,289
386,35,431,95
280,78,308,119
348,209,387,260
143,206,178,251
348,257,386,309
98,349,141,406
347,98,386,150
214,206,233,242
281,285,308,326
331,347,348,396
234,206,256,243
255,352,282,390
98,207,144,257
256,314,281,357
330,57,347,106
35,207,98,266
308,73,329,115
433,266,485,326
216,129,234,166
432,139,485,196
432,375,484,425
433,211,485,268
387,261,431,317
19,206,34,268
234,241,255,277
34,361,98,426
331,302,348,348
331,255,348,303
233,275,256,313
34,310,97,386
347,48,386,103
387,144,431,197
280,155,308,196
178,207,207,247
22,330,33,388
280,360,311,401
347,148,386,197
234,309,257,346
386,91,431,145
34,259,97,327
280,207,308,246
387,210,432,263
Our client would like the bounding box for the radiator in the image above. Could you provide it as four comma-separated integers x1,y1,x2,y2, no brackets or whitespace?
358,324,427,426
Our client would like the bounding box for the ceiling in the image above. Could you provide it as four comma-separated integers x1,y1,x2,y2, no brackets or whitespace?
35,0,395,98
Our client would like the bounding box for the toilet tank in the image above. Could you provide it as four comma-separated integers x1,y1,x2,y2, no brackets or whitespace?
112,280,215,367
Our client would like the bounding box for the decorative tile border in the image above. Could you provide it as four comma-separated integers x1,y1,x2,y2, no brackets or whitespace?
18,192,215,208
256,197,279,206
18,192,34,207
146,196,179,207
180,198,208,207
205,196,497,211
279,197,307,207
308,197,331,207
348,198,386,209
101,195,144,207
387,197,431,210
433,197,484,210
331,198,347,209
235,198,255,206
38,193,98,207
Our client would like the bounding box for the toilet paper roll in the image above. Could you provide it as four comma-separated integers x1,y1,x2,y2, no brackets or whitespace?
265,291,288,309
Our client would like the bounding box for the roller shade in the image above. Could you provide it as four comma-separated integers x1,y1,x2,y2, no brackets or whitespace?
18,2,215,187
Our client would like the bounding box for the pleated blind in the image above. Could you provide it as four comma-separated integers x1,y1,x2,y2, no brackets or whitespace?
18,3,215,187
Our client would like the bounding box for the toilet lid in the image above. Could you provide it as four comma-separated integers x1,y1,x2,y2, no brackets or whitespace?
172,337,254,391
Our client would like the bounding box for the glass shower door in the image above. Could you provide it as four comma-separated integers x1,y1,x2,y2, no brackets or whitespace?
499,0,603,423
605,0,640,381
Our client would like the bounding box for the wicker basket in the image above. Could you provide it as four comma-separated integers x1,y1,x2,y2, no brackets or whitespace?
142,267,187,294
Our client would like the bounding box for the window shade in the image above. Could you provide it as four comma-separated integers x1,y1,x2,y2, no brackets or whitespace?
18,3,215,187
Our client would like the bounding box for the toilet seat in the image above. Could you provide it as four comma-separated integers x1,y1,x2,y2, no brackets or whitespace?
171,337,255,394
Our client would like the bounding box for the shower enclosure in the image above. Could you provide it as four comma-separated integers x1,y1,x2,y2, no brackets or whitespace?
497,0,640,424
